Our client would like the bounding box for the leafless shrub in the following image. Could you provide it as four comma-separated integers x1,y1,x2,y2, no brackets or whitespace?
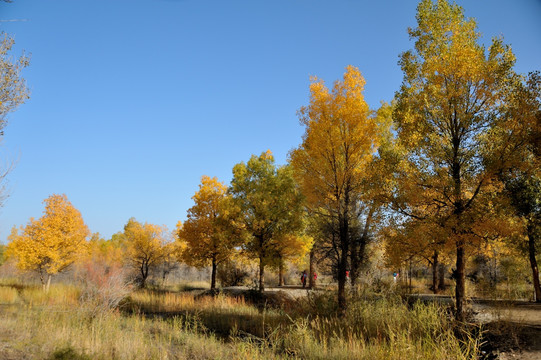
78,262,132,317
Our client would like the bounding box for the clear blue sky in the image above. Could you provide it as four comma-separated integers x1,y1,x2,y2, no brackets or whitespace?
0,0,540,242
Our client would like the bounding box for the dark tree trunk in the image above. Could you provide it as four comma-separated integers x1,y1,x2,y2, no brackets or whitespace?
438,263,446,291
140,262,149,289
455,239,466,322
337,212,349,315
309,248,315,288
259,255,265,292
350,205,375,287
408,259,412,292
337,252,347,314
432,250,440,294
211,256,217,290
278,257,284,287
527,221,541,302
451,145,467,321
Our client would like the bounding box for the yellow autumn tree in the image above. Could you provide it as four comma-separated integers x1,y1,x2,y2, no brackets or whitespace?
393,0,517,320
86,232,125,269
123,218,167,288
289,66,384,311
177,176,242,290
6,194,89,291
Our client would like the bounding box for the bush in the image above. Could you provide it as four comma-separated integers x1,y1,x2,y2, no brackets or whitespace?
78,262,132,317
217,260,250,287
48,346,91,360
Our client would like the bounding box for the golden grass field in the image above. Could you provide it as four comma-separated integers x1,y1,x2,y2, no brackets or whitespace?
0,277,483,360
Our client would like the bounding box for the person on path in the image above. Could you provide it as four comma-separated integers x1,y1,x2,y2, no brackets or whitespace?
301,270,307,288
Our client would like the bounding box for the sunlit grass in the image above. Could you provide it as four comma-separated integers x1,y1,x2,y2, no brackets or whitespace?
0,285,19,304
0,279,481,359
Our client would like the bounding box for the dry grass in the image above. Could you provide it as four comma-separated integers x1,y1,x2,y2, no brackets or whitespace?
0,280,481,359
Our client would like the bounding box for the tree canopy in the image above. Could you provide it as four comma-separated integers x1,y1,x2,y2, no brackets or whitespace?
6,194,89,290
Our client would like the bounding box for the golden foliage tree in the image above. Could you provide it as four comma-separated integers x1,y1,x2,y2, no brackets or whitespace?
230,151,304,292
394,0,517,320
289,66,384,311
86,232,125,270
6,194,89,291
122,218,167,288
177,175,241,290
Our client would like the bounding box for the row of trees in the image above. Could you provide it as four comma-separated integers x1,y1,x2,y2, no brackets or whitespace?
178,153,311,292
2,0,540,322
5,194,173,290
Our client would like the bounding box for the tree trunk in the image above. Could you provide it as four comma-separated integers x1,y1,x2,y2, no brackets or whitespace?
432,251,440,294
337,213,349,315
278,258,284,287
455,239,466,322
259,255,265,292
337,254,347,315
45,274,52,293
211,256,217,290
309,249,315,289
408,259,412,292
527,221,541,302
140,262,148,289
438,263,446,291
350,205,374,287
39,268,45,288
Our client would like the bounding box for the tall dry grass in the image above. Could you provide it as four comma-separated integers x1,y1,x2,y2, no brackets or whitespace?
0,280,481,359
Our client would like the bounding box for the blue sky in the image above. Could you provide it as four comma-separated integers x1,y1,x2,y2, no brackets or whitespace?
0,0,540,242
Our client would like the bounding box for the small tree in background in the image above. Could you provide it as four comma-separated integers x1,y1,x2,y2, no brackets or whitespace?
123,218,166,288
6,194,89,291
177,176,242,290
230,151,304,292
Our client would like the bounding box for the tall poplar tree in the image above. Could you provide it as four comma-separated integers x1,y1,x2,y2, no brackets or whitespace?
394,0,516,320
289,66,383,312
